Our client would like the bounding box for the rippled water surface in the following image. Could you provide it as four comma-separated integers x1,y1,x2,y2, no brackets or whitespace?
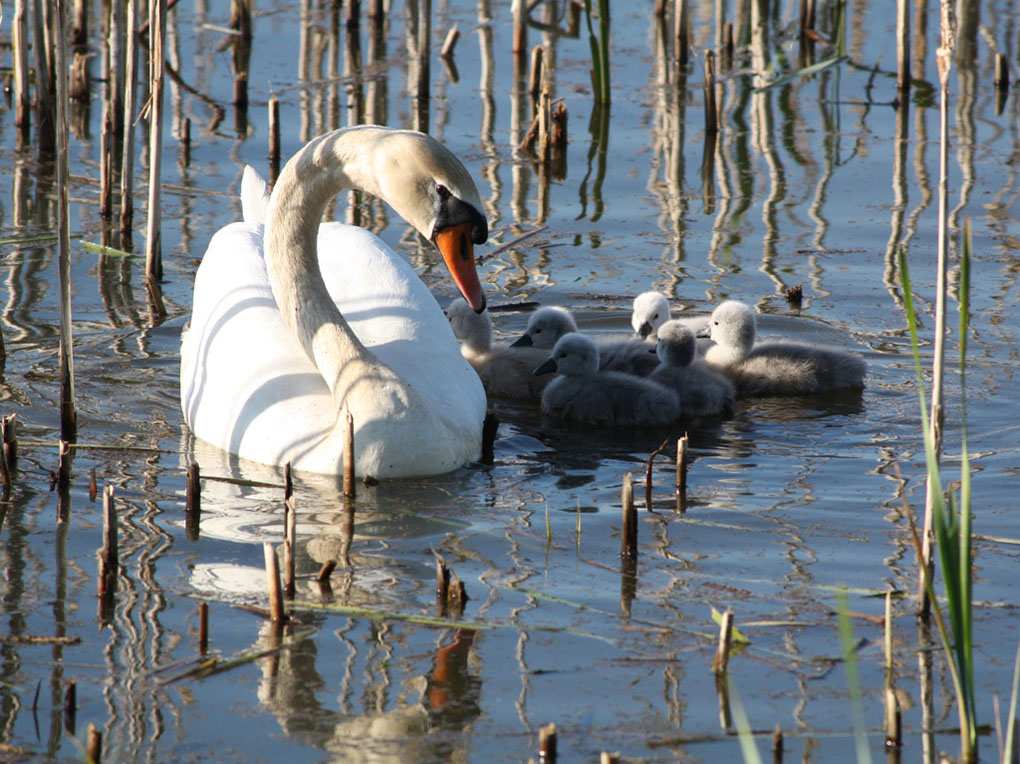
2,1,1019,762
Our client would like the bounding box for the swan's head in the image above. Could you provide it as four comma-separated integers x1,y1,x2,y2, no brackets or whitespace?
699,300,756,354
533,333,599,377
371,130,489,313
656,320,696,367
632,291,671,339
510,306,577,350
445,296,492,352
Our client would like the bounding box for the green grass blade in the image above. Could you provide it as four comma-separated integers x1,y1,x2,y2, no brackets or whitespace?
837,593,874,764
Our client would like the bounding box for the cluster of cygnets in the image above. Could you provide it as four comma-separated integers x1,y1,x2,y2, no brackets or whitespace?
446,291,867,428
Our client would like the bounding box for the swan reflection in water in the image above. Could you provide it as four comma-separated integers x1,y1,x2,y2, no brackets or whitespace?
254,621,481,763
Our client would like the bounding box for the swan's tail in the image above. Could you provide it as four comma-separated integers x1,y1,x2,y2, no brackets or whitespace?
240,165,271,224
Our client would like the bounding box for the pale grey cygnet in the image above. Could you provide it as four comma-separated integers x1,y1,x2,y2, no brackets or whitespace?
650,320,735,417
533,333,681,427
513,306,659,377
445,297,550,401
698,300,867,397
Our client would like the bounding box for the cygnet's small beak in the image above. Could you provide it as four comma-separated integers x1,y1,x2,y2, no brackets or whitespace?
511,333,533,348
637,321,653,339
696,323,712,339
533,357,557,376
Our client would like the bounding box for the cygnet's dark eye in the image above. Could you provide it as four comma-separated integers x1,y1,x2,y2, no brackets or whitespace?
653,313,659,320
535,328,542,334
436,184,451,200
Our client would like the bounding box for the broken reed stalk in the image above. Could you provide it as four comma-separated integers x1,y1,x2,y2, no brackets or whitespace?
675,434,689,511
896,0,910,93
673,0,689,66
0,415,14,490
645,438,671,511
440,24,459,58
268,95,281,186
512,0,527,54
529,45,544,111
317,560,337,581
186,461,201,514
199,601,209,653
995,53,1009,89
120,0,139,235
538,722,557,764
704,50,718,134
342,409,355,500
31,0,56,153
145,0,167,313
58,439,72,490
86,723,102,763
263,542,285,621
54,1,78,441
600,753,620,764
99,485,119,598
712,609,733,674
13,0,31,140
772,723,783,761
621,472,637,559
722,21,734,70
919,0,956,616
435,553,451,603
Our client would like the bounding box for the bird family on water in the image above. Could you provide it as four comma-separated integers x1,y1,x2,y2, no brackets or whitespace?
180,126,867,479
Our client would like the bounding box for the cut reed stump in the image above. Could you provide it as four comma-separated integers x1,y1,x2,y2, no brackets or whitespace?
12,0,31,142
263,542,285,622
704,51,718,134
342,410,355,500
55,0,78,440
63,679,76,733
99,486,119,600
57,440,72,491
120,0,140,236
268,95,281,186
711,609,733,674
186,461,201,539
538,722,557,763
199,601,209,654
675,435,689,512
621,472,637,559
772,723,783,762
283,463,297,599
145,0,168,317
86,723,102,763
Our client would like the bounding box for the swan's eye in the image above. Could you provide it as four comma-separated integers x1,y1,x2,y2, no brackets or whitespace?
436,184,451,200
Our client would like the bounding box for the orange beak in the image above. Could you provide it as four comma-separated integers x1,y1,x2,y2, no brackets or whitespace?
434,223,486,312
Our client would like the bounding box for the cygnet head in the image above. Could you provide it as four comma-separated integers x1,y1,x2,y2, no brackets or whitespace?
511,306,577,350
701,300,756,355
533,333,600,377
445,296,492,352
656,320,697,367
631,292,671,339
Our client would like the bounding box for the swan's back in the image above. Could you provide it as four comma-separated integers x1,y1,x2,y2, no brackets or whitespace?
538,334,680,426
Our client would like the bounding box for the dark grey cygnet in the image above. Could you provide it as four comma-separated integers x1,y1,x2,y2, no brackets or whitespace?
533,333,681,426
650,320,735,417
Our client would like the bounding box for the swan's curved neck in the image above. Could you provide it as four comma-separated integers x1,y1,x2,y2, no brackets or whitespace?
262,128,421,398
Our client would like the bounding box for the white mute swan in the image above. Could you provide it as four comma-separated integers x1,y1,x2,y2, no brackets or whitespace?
445,297,550,401
649,320,735,417
512,306,660,377
697,300,867,397
533,333,680,426
180,126,489,478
